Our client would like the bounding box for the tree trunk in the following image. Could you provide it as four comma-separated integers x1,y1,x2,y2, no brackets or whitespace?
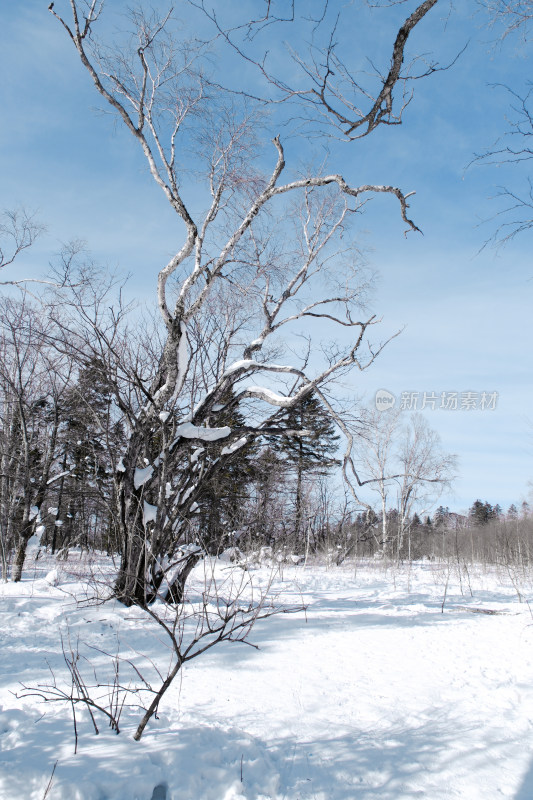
294,440,304,545
114,511,151,607
12,541,28,583
113,471,170,606
380,481,388,552
52,449,69,554
12,518,35,582
164,553,201,604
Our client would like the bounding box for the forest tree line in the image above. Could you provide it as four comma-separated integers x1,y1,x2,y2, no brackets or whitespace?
0,286,528,580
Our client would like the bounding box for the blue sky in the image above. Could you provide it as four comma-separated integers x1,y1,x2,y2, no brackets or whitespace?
1,0,532,514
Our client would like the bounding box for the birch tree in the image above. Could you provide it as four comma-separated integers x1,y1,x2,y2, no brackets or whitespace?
395,413,457,554
355,408,401,551
355,408,456,555
49,0,442,605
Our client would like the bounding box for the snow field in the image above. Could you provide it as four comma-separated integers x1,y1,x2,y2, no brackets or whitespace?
1,555,533,799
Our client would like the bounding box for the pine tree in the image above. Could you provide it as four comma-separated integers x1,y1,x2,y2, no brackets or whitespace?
434,506,450,527
267,394,340,541
469,500,494,526
193,392,259,553
50,357,123,553
248,447,289,549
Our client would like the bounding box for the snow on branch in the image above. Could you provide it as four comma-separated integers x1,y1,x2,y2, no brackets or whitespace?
222,359,305,379
174,421,231,441
242,386,299,407
220,437,248,456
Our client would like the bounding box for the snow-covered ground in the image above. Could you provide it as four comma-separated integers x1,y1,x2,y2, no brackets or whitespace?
2,553,533,800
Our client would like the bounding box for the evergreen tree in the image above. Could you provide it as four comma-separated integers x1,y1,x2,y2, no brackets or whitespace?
434,506,450,527
267,394,340,540
366,508,378,527
469,499,494,525
248,447,289,549
193,392,259,553
50,358,124,553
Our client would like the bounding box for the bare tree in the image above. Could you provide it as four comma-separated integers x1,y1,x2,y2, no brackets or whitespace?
472,1,533,244
482,0,533,40
473,84,533,245
0,209,44,286
394,413,457,554
354,408,456,555
193,0,442,140
0,296,74,580
21,556,302,742
354,407,402,550
48,0,442,605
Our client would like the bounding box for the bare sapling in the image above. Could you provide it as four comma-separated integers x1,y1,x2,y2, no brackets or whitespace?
20,556,303,745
